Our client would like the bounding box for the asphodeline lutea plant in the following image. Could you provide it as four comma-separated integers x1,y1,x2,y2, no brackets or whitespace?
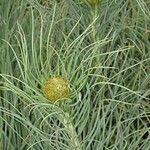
43,76,71,101
42,77,81,149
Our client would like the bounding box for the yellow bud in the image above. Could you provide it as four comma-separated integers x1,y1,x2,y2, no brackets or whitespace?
87,0,101,6
43,76,70,101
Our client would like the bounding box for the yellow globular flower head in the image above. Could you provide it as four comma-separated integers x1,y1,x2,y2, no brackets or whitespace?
43,76,71,101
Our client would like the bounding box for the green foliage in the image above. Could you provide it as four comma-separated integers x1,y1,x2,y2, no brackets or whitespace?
0,0,150,149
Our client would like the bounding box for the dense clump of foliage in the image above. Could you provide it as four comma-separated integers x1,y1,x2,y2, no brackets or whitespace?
0,0,150,149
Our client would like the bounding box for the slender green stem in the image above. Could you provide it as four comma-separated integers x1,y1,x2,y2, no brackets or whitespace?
62,112,81,150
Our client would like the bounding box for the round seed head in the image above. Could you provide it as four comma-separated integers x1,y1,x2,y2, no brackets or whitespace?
43,76,70,101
